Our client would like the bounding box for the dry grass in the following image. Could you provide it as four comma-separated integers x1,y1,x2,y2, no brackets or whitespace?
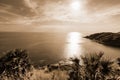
0,49,120,80
0,68,68,80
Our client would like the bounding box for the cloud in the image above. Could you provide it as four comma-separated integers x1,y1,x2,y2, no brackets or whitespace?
86,0,120,12
23,0,38,14
76,0,120,23
0,0,69,24
0,0,38,17
84,6,120,23
0,0,120,25
0,0,39,24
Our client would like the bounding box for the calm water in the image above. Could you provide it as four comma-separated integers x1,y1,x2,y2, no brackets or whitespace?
0,32,120,65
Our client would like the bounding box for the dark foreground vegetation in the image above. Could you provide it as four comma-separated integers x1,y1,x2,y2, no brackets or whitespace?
0,49,120,80
85,32,120,47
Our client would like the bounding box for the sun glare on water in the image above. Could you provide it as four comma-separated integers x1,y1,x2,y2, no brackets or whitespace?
65,32,83,58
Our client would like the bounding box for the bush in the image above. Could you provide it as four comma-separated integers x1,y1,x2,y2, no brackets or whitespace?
0,49,33,80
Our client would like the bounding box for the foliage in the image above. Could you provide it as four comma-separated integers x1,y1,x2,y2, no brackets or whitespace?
0,49,120,80
0,49,33,80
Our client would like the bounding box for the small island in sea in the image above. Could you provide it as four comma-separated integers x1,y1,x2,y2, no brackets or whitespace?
85,32,120,47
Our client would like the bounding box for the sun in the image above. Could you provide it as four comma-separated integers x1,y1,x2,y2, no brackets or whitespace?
70,1,81,11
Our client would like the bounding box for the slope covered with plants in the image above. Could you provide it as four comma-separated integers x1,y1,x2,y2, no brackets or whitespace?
85,32,120,47
0,49,120,80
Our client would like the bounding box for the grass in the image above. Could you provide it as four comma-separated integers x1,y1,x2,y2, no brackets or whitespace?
0,49,120,80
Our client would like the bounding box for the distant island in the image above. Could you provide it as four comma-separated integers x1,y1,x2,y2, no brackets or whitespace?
85,32,120,47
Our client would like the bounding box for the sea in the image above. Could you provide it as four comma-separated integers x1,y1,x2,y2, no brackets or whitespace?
0,32,120,66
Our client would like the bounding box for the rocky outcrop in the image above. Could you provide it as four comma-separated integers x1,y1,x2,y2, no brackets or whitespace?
85,32,120,47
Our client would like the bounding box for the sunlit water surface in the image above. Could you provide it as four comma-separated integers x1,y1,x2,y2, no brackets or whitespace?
65,32,83,58
0,32,120,65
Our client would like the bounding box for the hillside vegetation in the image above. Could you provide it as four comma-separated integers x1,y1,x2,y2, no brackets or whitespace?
85,32,120,47
0,49,120,80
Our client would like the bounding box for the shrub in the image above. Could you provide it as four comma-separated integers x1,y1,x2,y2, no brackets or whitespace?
0,49,33,80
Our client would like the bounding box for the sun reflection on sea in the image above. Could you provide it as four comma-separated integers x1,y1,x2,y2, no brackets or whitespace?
65,32,83,58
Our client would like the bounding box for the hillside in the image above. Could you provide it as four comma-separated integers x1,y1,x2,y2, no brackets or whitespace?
85,32,120,47
0,49,120,80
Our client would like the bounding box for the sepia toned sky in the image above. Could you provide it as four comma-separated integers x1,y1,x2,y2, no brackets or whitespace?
0,0,120,32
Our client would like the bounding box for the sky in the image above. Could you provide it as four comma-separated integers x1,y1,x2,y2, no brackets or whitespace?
0,0,120,32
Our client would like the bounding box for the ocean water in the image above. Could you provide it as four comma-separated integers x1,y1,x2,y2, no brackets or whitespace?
0,32,120,65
